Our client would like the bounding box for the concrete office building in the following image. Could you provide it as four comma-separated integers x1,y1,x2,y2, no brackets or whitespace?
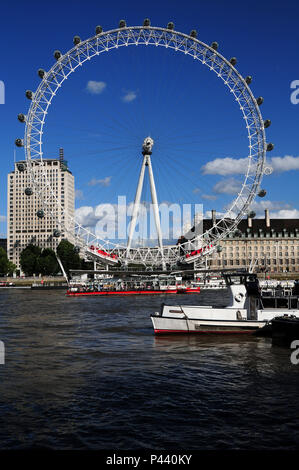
7,149,75,271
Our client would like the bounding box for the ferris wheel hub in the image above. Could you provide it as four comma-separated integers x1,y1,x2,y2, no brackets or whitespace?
142,136,154,155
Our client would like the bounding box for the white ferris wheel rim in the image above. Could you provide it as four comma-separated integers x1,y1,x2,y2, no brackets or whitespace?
21,24,268,267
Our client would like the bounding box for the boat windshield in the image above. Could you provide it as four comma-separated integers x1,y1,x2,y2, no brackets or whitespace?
223,272,257,287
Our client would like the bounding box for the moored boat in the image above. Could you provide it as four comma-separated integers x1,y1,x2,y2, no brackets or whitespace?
66,275,200,297
271,315,299,346
151,272,299,334
67,287,180,296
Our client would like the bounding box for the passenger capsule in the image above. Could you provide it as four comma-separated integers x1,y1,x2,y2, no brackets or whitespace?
256,96,264,106
190,30,197,38
264,119,271,128
73,36,81,45
36,209,45,219
119,19,126,28
248,210,256,218
16,162,26,172
53,229,61,237
216,245,223,253
15,138,23,147
234,229,242,237
245,76,252,84
211,42,218,50
38,68,45,79
25,188,33,196
25,90,33,100
74,246,80,253
17,113,26,123
258,189,267,197
54,50,62,60
95,25,103,35
267,143,274,151
167,22,174,30
143,18,151,27
230,57,237,66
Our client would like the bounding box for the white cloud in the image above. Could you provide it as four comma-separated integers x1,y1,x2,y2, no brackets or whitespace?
269,209,299,218
88,176,111,187
0,215,6,222
122,90,137,103
75,201,130,240
246,200,299,219
201,155,299,176
86,80,107,94
75,206,98,227
270,155,299,172
213,177,242,195
202,194,217,201
202,157,248,175
249,200,292,214
192,187,201,194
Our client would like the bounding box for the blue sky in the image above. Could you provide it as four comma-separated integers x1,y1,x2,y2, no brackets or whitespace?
1,0,299,239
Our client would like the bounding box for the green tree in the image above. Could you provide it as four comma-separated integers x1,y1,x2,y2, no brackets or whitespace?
57,239,81,275
0,248,9,276
7,261,16,276
38,248,59,275
20,244,42,276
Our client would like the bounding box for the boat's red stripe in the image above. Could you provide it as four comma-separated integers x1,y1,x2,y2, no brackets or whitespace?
154,329,255,334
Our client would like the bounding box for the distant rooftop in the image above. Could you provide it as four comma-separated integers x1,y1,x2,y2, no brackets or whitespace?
203,217,299,235
178,209,299,244
13,148,72,174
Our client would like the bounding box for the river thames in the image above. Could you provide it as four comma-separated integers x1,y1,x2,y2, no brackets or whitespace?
0,288,298,450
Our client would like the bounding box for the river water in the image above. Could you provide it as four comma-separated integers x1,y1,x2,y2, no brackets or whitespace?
0,288,298,451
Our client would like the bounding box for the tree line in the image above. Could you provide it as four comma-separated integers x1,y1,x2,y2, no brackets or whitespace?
0,240,92,277
0,248,16,276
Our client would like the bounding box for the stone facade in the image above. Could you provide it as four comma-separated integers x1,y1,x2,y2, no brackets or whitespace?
204,210,299,273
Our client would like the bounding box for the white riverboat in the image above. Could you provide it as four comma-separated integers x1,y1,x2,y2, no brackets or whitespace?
151,272,299,334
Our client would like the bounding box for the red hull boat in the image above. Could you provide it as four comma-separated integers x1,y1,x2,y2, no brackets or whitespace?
66,287,200,297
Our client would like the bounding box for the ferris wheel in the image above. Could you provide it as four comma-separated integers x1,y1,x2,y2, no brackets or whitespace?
15,19,273,269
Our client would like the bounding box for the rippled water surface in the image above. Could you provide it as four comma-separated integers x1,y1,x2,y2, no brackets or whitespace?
0,288,298,450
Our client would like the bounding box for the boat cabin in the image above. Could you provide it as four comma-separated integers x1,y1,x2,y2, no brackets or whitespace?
222,271,299,315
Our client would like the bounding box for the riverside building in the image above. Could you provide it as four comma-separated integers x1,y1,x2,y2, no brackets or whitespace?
206,210,299,273
7,149,75,271
178,209,299,273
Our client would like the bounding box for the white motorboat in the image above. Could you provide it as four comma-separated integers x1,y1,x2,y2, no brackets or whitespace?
151,272,299,334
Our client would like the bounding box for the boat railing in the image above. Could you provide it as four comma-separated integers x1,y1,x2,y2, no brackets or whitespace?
261,295,299,310
261,286,296,298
